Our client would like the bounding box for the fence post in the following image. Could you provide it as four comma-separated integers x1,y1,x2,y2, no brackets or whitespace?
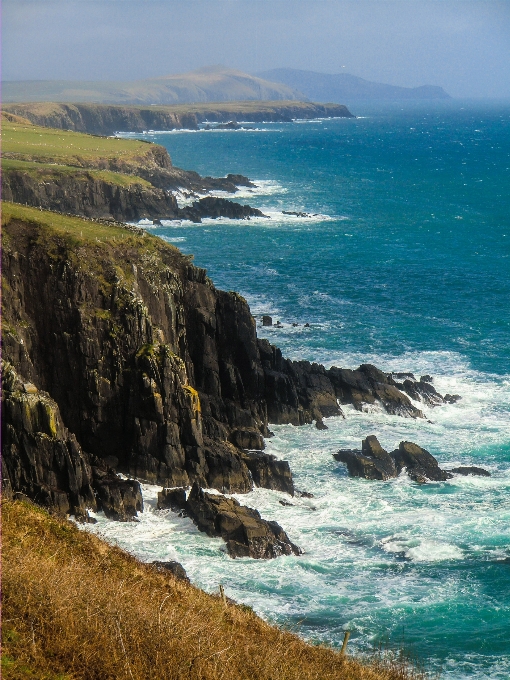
341,630,351,655
219,584,227,606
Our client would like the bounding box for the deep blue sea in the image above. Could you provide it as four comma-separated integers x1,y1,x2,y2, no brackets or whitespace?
91,102,510,678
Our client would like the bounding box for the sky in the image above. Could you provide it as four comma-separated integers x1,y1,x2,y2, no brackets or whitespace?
3,0,510,98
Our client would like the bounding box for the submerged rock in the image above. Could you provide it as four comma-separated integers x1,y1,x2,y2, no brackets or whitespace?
448,466,491,477
185,482,301,559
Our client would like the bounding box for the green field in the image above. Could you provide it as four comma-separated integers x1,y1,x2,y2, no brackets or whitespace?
1,118,152,164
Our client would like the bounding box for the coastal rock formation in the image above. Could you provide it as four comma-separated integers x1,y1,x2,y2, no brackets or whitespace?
1,167,180,222
392,441,452,482
334,436,451,483
178,196,266,223
2,204,452,515
3,101,354,135
184,482,301,559
334,436,397,480
1,164,263,223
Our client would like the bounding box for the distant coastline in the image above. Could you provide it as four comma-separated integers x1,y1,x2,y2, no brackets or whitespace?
3,100,354,136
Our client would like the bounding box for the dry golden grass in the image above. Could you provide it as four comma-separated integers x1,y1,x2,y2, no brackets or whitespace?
2,499,429,680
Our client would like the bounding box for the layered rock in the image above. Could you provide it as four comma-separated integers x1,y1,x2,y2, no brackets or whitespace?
183,483,301,559
334,436,452,483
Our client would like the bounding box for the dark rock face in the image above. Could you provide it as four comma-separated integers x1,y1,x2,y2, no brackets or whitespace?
334,436,452,483
1,362,96,518
93,472,143,521
391,441,452,483
1,169,180,222
1,170,266,224
152,561,190,582
185,483,301,559
242,451,295,496
2,212,454,516
448,466,491,477
157,487,187,511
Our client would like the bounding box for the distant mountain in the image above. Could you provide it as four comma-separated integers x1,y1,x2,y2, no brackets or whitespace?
2,66,306,105
257,68,451,101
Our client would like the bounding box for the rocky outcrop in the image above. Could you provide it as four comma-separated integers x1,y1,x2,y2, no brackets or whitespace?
392,441,452,482
152,561,190,581
334,436,397,480
179,196,266,223
334,436,451,483
242,451,295,496
390,373,456,407
1,166,263,223
184,483,301,559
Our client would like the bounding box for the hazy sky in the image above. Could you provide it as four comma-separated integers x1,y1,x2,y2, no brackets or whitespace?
3,0,510,98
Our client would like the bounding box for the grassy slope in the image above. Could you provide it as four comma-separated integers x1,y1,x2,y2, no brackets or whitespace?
1,117,165,190
4,99,342,119
1,118,151,164
2,67,302,105
2,499,425,680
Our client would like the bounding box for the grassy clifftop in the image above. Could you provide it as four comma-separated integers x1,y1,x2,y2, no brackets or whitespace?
1,116,167,171
2,499,425,680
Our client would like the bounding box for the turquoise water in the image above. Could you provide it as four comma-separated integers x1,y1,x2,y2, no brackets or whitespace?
99,103,510,677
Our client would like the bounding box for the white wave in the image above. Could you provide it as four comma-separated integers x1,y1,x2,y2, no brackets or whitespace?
380,536,464,562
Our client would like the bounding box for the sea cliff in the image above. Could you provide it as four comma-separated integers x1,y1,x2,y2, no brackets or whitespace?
2,203,425,519
3,101,354,136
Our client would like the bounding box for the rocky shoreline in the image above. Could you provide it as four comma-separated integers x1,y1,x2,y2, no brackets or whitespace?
2,201,467,562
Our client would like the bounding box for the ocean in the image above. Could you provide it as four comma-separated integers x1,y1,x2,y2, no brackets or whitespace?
89,101,510,678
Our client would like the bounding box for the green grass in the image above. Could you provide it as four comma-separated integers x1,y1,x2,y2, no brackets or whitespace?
1,119,152,164
1,202,136,242
1,158,151,188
